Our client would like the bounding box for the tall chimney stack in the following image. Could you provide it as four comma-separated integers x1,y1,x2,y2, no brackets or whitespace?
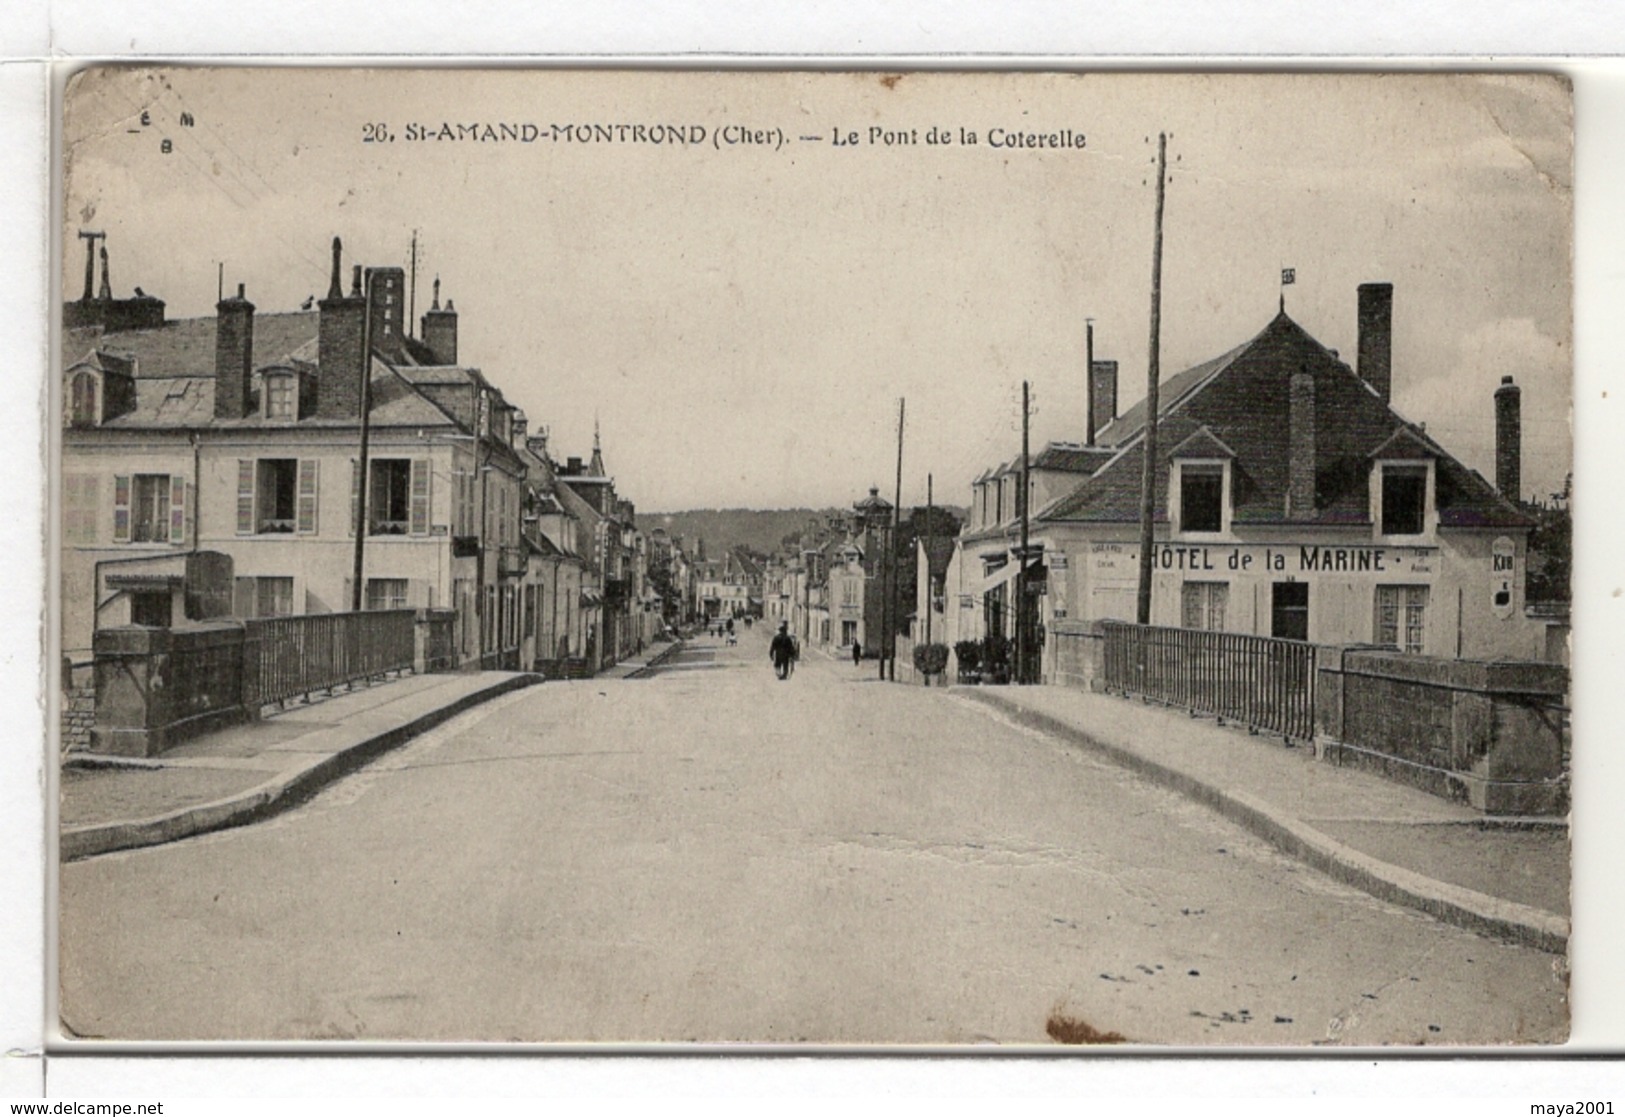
1357,282,1393,404
1091,359,1119,436
421,276,459,365
318,237,368,419
214,282,256,420
1495,374,1522,502
1287,369,1316,519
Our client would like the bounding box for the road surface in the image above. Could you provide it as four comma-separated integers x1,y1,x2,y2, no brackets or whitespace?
59,627,1567,1044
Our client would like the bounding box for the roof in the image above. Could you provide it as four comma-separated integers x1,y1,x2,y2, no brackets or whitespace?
97,356,460,432
65,311,319,379
853,486,892,513
1042,311,1533,531
1093,338,1252,447
1030,443,1117,474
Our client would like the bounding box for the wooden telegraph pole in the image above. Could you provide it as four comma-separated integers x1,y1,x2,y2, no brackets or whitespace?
924,473,934,651
890,399,905,680
1017,380,1031,685
351,267,376,612
1085,318,1097,447
1136,133,1168,627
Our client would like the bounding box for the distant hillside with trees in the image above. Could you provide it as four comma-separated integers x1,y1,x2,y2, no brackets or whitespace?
642,509,841,559
645,505,971,562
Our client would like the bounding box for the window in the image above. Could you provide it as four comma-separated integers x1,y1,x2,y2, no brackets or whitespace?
69,372,98,427
114,473,185,544
358,458,430,537
370,459,412,534
256,459,297,533
1380,465,1428,536
1179,464,1224,533
1271,581,1309,641
1181,581,1229,631
264,374,295,420
126,475,169,543
1375,584,1428,654
238,459,317,535
258,577,294,617
235,576,294,619
365,578,409,611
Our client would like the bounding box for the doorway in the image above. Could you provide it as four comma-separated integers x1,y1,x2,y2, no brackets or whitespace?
1271,581,1309,641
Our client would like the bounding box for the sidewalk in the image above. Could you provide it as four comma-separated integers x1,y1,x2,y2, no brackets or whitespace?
61,638,694,862
954,683,1568,953
60,670,545,861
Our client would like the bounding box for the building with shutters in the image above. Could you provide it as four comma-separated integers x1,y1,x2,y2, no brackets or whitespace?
59,237,531,669
939,283,1551,680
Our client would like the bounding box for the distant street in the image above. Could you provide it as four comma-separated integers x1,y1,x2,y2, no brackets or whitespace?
60,627,1567,1044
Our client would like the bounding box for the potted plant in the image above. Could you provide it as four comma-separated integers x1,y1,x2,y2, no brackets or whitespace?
953,640,982,684
913,642,950,686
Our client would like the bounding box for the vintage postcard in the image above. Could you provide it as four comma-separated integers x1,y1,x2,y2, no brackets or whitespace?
54,68,1572,1045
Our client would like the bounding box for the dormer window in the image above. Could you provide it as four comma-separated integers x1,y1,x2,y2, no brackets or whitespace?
1168,428,1236,536
1172,460,1230,535
69,371,99,427
264,373,296,420
1378,463,1430,537
1180,466,1224,532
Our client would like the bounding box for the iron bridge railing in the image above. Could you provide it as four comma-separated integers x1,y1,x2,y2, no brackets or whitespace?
1101,621,1318,741
244,609,418,711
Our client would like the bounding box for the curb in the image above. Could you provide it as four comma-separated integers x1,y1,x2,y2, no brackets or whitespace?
61,673,544,863
625,639,687,679
958,688,1569,954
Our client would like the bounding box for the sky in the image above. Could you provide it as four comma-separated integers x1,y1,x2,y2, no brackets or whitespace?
61,69,1573,513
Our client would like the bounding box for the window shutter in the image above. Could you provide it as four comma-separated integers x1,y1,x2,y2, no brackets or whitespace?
297,459,320,535
408,578,429,608
236,460,255,535
410,458,431,536
112,474,131,543
233,576,256,619
169,476,187,544
349,459,359,537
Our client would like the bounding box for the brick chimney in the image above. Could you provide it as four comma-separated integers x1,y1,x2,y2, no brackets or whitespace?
213,283,255,420
317,238,367,419
1287,369,1316,519
1357,282,1393,404
368,266,407,353
1495,374,1522,502
1091,359,1118,434
421,276,458,365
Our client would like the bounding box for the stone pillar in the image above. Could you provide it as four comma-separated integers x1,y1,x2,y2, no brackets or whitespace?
91,626,178,757
92,623,247,757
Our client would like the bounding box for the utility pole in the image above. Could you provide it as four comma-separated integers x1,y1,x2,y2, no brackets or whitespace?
1018,380,1031,685
1136,132,1168,627
924,472,934,652
888,398,905,681
350,267,377,613
1085,318,1097,447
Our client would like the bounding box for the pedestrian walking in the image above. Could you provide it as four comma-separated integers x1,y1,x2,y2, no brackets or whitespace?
852,639,862,667
770,622,797,680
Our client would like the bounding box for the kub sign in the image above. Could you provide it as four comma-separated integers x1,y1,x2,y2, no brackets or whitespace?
1492,537,1516,620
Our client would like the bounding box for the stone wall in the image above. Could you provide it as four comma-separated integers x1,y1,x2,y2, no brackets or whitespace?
1316,647,1567,815
60,659,96,755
